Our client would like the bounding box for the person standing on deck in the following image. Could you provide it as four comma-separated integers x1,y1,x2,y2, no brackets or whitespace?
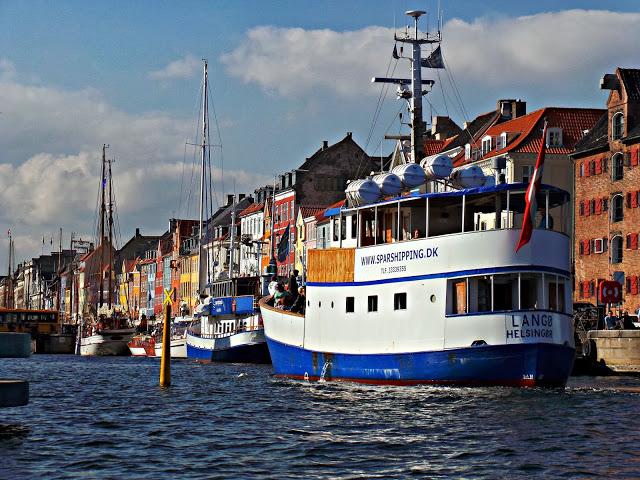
288,270,299,302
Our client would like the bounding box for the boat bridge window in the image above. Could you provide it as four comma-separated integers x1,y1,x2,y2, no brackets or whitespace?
446,272,570,315
355,186,569,247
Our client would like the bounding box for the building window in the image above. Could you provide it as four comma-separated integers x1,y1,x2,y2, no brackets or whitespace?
579,162,584,177
521,165,535,183
497,133,507,150
465,144,471,159
612,194,624,222
482,136,492,155
611,235,623,264
612,112,624,140
345,296,354,313
367,295,378,312
612,153,624,181
394,292,407,310
547,128,563,147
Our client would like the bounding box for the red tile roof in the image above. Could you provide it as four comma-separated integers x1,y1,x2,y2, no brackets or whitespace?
453,107,605,167
238,202,264,218
299,206,326,219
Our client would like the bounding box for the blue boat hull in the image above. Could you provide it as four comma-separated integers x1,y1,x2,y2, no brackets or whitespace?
266,337,575,387
187,342,271,364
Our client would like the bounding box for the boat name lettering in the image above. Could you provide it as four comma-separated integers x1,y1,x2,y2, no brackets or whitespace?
360,248,438,266
507,314,554,339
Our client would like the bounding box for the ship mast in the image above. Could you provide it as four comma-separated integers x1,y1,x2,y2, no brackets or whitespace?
107,157,114,309
373,10,439,164
197,60,208,295
99,144,107,309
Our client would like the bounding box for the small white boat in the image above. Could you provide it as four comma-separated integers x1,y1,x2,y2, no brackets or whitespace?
80,328,136,356
151,317,191,359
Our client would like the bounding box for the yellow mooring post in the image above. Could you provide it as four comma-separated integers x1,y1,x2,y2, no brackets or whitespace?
160,297,172,387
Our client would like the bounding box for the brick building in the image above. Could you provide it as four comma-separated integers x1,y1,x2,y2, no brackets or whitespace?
572,68,640,311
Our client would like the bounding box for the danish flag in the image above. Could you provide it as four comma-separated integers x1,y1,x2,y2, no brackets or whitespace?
516,121,548,253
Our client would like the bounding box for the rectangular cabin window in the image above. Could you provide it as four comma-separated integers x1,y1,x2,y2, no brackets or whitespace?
493,274,517,311
367,295,378,312
332,218,339,242
394,292,407,311
341,216,347,240
351,214,357,239
470,276,492,313
451,280,467,314
345,296,355,313
519,273,539,309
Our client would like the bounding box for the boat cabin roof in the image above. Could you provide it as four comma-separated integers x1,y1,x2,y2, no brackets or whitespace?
327,182,570,217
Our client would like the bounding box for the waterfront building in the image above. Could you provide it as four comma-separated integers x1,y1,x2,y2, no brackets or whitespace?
260,133,380,275
238,201,265,276
295,206,326,278
572,68,640,310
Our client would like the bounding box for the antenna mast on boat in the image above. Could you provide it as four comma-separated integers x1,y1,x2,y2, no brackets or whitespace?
197,60,209,295
373,10,439,164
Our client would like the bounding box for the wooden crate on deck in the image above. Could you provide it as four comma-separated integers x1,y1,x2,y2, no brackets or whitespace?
307,248,355,283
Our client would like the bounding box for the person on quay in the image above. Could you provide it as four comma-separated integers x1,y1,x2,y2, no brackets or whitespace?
604,310,618,330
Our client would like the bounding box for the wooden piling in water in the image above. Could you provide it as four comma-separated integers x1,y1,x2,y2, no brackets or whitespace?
160,302,171,387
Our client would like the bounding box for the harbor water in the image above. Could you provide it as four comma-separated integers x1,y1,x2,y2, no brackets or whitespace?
1,355,639,479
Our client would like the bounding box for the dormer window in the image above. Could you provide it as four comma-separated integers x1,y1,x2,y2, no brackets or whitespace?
547,127,563,147
481,136,493,155
496,132,507,150
465,143,471,160
612,112,624,140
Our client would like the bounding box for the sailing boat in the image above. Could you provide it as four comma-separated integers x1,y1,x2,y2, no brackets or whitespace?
184,60,270,363
79,144,136,356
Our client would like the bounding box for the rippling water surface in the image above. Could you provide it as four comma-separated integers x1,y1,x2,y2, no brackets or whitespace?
1,355,639,479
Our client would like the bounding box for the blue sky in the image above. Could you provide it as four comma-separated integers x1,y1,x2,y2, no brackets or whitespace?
1,1,639,270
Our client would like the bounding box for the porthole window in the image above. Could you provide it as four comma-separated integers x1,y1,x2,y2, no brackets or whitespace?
331,301,334,308
430,294,436,303
318,301,321,308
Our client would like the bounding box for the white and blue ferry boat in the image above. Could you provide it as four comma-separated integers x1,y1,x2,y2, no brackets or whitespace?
187,277,271,363
258,10,575,387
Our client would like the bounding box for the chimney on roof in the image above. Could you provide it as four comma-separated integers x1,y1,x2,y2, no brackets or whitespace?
238,193,246,202
431,116,462,140
226,194,234,206
497,99,526,120
600,73,620,90
322,140,328,150
347,132,352,138
135,228,140,237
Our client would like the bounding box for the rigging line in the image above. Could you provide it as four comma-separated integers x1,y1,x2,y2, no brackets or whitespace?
185,87,204,220
205,81,215,220
364,56,397,151
207,78,223,207
441,53,476,147
369,102,406,165
177,140,188,217
434,65,449,118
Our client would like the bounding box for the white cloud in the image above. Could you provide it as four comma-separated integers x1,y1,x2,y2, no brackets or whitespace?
0,67,268,271
0,58,16,81
149,54,201,80
221,10,640,100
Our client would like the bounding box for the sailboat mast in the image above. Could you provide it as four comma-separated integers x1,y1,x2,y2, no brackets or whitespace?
197,60,208,294
107,157,114,309
99,144,107,309
228,194,235,278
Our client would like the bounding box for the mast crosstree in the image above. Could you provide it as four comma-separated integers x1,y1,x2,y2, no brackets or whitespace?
373,10,440,164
